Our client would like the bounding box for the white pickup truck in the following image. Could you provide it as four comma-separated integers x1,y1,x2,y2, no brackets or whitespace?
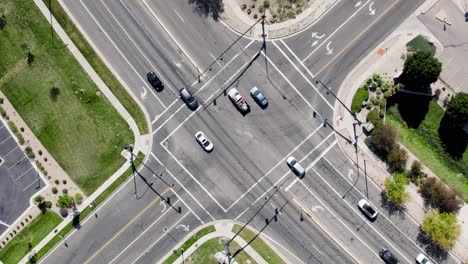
227,88,250,113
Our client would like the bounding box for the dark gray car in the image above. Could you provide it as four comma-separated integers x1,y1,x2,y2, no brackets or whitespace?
250,86,268,108
179,87,198,110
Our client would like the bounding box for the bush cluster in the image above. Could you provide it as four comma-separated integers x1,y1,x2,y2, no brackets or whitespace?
419,178,463,213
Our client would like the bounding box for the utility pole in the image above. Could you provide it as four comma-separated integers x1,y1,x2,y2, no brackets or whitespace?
124,144,137,195
261,8,268,77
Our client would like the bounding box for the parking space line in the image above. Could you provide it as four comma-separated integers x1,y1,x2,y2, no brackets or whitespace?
301,0,371,63
315,0,401,76
0,219,10,228
322,156,436,261
102,0,178,96
2,145,19,159
272,41,334,110
79,0,167,109
130,211,190,264
0,135,11,145
8,156,27,169
152,40,255,136
14,167,34,182
150,152,207,223
22,178,39,192
161,144,228,212
252,132,335,205
228,125,323,211
83,188,171,264
310,167,412,263
108,200,181,264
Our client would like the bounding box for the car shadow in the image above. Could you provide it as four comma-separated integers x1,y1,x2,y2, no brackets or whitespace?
416,229,448,262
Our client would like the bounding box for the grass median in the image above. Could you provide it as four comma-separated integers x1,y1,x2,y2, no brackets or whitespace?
0,0,135,195
0,211,62,264
42,0,148,135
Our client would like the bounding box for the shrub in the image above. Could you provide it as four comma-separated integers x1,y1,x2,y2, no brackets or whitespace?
365,102,373,109
50,87,61,101
351,88,369,113
34,195,44,204
371,97,380,106
57,194,73,208
0,97,3,104
27,52,34,65
263,0,270,8
63,179,67,184
38,150,43,156
433,89,441,100
0,106,6,117
387,146,408,172
25,146,34,158
384,90,392,98
54,179,59,185
419,178,463,213
381,82,390,92
62,188,68,194
368,124,398,158
366,108,382,131
409,160,423,180
385,172,409,206
44,201,52,209
52,187,58,194
75,193,83,204
372,73,383,87
421,210,461,250
380,98,387,110
259,5,264,13
241,4,247,10
0,15,6,30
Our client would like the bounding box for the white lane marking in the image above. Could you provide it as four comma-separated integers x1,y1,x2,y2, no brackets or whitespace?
79,0,167,109
151,152,207,223
0,220,11,228
176,224,189,232
228,126,323,212
22,178,39,192
296,180,381,260
310,167,413,263
104,0,178,96
311,40,319,47
161,144,228,212
261,233,306,264
173,9,185,23
311,32,325,39
286,140,337,192
151,40,255,136
130,211,190,264
369,1,376,15
261,50,319,113
140,86,147,100
347,168,354,181
151,99,179,125
272,41,334,110
302,0,371,62
322,157,440,263
150,152,215,224
234,207,250,221
280,39,316,79
312,205,324,212
325,41,334,55
108,200,181,264
141,0,200,75
252,132,335,205
209,52,223,67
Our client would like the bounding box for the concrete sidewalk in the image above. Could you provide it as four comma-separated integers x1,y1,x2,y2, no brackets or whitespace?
334,1,468,262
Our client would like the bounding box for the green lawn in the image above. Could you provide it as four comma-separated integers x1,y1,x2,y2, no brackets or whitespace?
406,35,436,56
0,0,134,195
42,0,148,135
0,211,62,264
387,101,468,202
162,225,216,264
232,224,285,264
185,238,256,264
351,88,369,113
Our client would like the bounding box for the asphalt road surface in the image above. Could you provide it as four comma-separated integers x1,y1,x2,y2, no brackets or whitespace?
40,0,460,263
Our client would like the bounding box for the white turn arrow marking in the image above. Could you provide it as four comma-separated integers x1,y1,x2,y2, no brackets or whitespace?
140,86,147,100
311,32,325,39
176,224,190,232
159,199,167,213
369,2,375,16
311,40,319,47
326,41,333,55
347,169,354,181
355,1,362,7
312,205,324,212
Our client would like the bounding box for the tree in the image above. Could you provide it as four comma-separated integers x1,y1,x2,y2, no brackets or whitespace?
57,194,73,208
387,146,408,172
421,209,461,250
409,160,423,180
368,124,398,158
444,92,468,125
419,178,463,213
188,0,224,21
34,195,44,204
403,50,442,87
384,173,410,206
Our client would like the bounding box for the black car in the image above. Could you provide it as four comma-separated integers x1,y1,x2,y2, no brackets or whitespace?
379,248,399,264
179,87,198,110
147,71,164,91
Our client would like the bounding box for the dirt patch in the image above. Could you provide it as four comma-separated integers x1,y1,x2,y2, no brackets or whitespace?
237,0,310,24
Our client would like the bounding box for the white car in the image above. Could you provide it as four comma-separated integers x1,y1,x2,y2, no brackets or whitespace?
416,253,433,264
195,131,213,152
286,156,305,178
358,199,378,220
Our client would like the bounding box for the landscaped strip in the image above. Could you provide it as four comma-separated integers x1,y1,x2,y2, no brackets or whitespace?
187,238,256,264
0,0,134,195
232,224,285,264
33,152,144,262
41,0,148,135
0,211,62,264
387,103,468,202
162,225,216,264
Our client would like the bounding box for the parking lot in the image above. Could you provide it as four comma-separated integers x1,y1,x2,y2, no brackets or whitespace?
0,121,45,236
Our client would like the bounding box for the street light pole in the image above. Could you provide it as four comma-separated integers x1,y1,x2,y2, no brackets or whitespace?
124,144,137,195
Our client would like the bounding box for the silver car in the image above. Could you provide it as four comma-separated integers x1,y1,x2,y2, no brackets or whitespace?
195,131,213,152
416,253,433,264
358,199,378,220
286,156,305,178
